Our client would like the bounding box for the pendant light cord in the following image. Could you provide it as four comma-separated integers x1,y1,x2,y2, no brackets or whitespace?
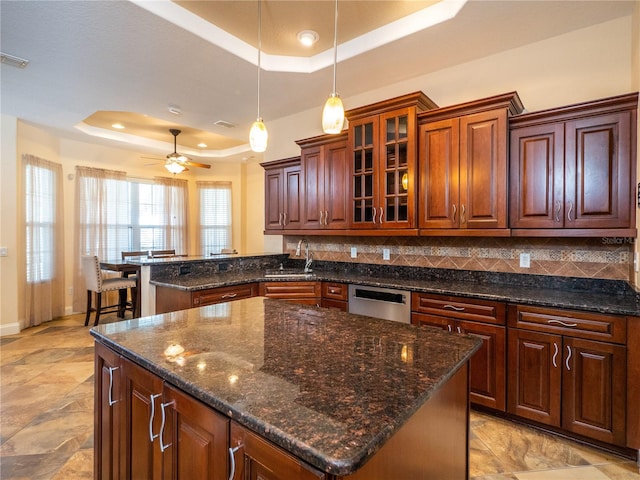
332,0,338,95
257,0,262,119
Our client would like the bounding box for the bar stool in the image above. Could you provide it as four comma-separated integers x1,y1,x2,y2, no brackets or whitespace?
82,255,137,326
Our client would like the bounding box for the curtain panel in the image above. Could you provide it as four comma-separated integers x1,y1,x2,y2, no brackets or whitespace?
21,154,65,327
196,181,232,255
154,176,189,255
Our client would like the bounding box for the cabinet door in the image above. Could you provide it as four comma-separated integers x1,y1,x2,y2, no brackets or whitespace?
162,385,229,480
283,165,302,229
379,108,416,228
508,329,562,427
350,116,380,228
562,337,626,445
459,109,508,229
411,312,454,332
301,146,324,229
194,283,258,307
509,123,565,228
120,357,164,480
565,111,632,229
264,169,284,230
95,342,122,480
458,321,506,411
324,139,350,229
229,423,326,480
418,118,460,228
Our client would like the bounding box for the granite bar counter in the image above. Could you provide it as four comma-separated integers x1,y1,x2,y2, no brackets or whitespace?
91,297,481,478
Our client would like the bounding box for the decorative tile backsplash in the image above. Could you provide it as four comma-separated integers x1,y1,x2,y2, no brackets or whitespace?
284,236,635,282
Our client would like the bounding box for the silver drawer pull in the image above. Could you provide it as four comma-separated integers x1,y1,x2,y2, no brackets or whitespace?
552,342,559,368
149,393,162,442
107,366,119,406
159,400,175,452
221,293,238,299
565,345,572,371
229,444,243,480
443,304,465,312
547,319,578,327
456,326,462,334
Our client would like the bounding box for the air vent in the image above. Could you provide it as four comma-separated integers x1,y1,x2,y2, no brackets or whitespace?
214,120,237,128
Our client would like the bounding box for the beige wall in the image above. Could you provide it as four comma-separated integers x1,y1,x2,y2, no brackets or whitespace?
1,14,639,332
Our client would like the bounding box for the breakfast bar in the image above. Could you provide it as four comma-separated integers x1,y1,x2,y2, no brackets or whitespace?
91,297,481,479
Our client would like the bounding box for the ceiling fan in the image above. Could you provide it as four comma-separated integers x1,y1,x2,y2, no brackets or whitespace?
163,128,211,174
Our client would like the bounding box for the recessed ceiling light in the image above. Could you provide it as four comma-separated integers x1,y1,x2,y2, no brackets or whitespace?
214,120,237,128
197,143,207,148
112,123,125,129
297,30,319,47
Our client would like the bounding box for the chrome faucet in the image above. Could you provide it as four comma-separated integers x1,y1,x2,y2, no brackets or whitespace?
296,239,313,272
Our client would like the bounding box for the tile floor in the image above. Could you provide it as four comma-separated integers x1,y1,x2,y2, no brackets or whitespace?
1,314,639,480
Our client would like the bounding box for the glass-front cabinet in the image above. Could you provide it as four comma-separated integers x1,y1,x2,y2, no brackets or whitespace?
348,92,436,230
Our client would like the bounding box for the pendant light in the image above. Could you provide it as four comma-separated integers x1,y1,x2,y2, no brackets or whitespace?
249,0,268,152
322,0,344,134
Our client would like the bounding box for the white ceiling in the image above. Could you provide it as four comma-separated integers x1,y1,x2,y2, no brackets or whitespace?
1,0,636,166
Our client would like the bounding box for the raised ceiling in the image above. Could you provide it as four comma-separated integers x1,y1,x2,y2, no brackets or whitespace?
1,0,636,169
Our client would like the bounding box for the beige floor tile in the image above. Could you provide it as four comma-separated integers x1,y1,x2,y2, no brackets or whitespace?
0,364,51,387
51,448,94,480
595,462,640,479
515,465,610,479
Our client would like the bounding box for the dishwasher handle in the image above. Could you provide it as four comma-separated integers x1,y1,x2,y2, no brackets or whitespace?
353,288,406,304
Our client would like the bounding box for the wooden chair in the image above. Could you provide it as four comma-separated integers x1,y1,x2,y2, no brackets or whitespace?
149,249,175,258
82,255,137,326
121,250,147,260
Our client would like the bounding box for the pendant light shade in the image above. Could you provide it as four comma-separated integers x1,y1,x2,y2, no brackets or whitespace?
250,0,268,152
322,0,345,134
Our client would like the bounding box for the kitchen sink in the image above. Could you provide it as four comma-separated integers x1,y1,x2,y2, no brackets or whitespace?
264,268,315,278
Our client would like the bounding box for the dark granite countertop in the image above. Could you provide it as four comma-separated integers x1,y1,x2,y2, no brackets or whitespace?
91,297,481,475
150,267,639,317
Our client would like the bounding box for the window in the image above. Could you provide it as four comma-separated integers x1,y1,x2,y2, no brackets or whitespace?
198,182,232,255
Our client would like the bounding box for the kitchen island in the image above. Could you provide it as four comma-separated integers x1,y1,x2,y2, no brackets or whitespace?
91,297,481,479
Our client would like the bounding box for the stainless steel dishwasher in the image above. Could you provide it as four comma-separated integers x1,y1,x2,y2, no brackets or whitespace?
348,284,411,323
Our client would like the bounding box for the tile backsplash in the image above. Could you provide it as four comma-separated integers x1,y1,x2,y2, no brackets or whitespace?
284,236,635,283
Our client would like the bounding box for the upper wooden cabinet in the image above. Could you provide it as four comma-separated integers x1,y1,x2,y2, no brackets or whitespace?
261,157,302,231
346,92,438,231
418,92,524,235
509,93,638,236
297,133,349,230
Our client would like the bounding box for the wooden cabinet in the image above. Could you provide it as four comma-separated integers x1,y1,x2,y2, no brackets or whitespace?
418,92,524,235
297,133,349,230
262,157,302,231
259,281,321,306
321,281,348,311
155,283,258,314
507,304,627,446
509,92,638,235
229,423,326,480
411,292,507,411
347,92,437,231
95,341,122,480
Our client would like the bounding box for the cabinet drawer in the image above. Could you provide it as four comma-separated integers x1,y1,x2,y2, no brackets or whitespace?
259,281,321,299
412,293,506,325
322,282,348,301
508,304,626,344
193,283,258,307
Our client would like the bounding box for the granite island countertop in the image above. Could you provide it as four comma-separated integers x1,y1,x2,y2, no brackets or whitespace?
91,297,481,475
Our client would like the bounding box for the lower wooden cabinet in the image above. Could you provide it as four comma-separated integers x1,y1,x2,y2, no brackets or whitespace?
230,423,326,480
259,281,321,306
507,305,627,447
411,293,507,411
156,283,258,314
321,282,348,311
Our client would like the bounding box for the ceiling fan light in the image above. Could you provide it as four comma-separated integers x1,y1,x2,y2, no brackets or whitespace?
165,160,186,174
322,93,345,134
250,118,268,152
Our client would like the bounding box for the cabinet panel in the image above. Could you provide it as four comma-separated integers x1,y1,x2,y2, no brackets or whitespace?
412,292,505,325
322,282,348,301
507,329,562,426
262,159,302,231
562,337,626,445
350,115,380,228
301,146,323,229
259,282,321,299
283,166,302,229
95,342,121,480
194,283,258,307
264,170,284,230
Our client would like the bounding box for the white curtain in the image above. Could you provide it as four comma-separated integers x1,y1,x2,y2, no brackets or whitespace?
154,176,189,255
73,166,128,313
22,154,65,327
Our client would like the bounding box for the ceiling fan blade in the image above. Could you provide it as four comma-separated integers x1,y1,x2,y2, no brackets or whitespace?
185,160,211,169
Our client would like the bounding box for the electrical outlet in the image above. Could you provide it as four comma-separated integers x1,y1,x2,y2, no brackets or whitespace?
383,248,390,261
350,247,357,258
0,247,7,257
519,253,531,268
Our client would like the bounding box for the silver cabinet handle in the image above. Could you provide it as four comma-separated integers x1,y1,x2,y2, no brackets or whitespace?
107,366,119,406
461,204,466,224
444,304,465,312
372,207,377,224
278,212,283,226
452,204,457,223
456,326,462,334
447,324,452,332
282,212,287,226
379,207,384,224
565,345,572,371
221,293,238,299
324,210,329,225
552,342,559,368
159,400,175,452
319,210,324,225
567,201,574,222
228,444,243,480
149,393,162,442
547,319,578,328
555,200,562,222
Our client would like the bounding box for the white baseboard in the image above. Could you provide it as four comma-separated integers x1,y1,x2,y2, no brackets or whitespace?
0,322,21,337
